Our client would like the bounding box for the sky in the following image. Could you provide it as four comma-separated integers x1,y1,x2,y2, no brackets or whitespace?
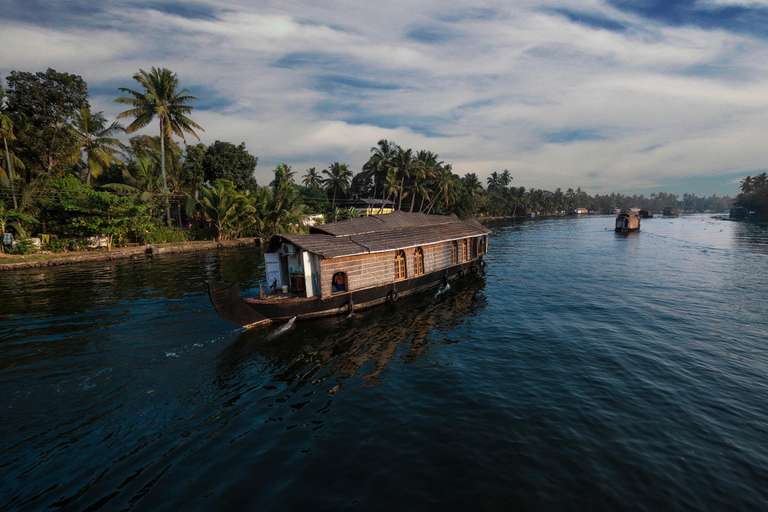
3,0,768,197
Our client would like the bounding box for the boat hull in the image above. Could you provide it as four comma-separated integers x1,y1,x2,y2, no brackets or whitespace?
207,258,485,327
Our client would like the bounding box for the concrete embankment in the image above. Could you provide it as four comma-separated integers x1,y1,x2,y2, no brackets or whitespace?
0,238,258,272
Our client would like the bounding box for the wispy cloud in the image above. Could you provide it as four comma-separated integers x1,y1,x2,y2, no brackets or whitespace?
2,0,767,195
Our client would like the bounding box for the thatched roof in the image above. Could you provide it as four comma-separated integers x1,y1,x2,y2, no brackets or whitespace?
309,210,460,236
270,213,490,259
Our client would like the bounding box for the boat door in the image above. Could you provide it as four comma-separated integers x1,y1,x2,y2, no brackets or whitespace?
264,252,282,291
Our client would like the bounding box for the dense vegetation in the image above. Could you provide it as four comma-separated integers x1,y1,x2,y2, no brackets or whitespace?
733,172,768,218
0,67,738,255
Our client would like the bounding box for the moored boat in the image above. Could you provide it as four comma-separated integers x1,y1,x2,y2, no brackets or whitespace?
207,211,491,327
663,206,680,217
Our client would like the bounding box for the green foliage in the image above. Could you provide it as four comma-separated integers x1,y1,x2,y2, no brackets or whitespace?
322,162,353,207
140,226,192,244
296,185,331,214
734,173,768,217
43,238,72,253
71,238,94,251
183,142,207,197
5,68,89,176
270,163,295,194
202,140,258,191
72,106,125,184
62,189,153,251
0,200,39,253
13,239,38,254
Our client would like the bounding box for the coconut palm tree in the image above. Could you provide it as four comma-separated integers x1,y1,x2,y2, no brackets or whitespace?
264,183,304,237
462,173,483,198
322,162,353,208
411,150,441,212
103,155,164,203
72,107,125,185
364,139,399,212
426,165,458,214
197,181,243,242
487,171,501,191
270,163,295,193
391,148,416,210
302,167,321,188
0,88,21,209
115,67,204,226
382,170,402,210
500,169,512,187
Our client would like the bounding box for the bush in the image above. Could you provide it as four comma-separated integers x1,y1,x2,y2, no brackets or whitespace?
14,239,39,255
43,238,73,253
140,226,192,244
71,239,94,251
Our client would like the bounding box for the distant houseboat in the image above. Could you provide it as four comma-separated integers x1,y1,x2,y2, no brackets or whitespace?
207,212,491,327
663,206,680,217
615,212,641,232
639,209,654,218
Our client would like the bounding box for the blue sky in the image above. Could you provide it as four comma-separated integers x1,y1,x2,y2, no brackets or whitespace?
3,0,768,196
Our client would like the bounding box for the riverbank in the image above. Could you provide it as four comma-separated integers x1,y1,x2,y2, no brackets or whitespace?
0,238,258,271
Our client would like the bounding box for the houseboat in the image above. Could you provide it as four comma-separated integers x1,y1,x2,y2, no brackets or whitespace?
639,209,654,218
615,212,641,232
663,206,680,217
206,211,491,328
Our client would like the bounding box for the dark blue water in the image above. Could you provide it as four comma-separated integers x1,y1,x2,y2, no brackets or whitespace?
1,214,767,511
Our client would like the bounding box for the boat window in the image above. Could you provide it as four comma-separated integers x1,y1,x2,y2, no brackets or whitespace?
394,250,407,280
462,239,468,261
471,238,478,259
332,272,348,293
414,248,424,276
451,241,458,264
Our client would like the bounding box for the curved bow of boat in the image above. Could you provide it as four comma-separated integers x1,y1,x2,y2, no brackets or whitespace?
206,280,271,328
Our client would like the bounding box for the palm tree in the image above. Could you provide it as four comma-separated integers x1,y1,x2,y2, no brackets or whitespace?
411,150,441,212
391,148,416,210
115,67,204,226
302,167,321,187
103,155,164,203
322,162,353,208
264,183,304,237
0,200,38,253
382,170,402,209
0,87,21,209
197,181,243,241
487,171,501,191
270,163,295,193
426,165,458,214
462,173,483,198
500,169,512,187
364,139,399,212
72,107,125,185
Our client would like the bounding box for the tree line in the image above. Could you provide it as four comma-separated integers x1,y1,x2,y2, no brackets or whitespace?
0,67,738,254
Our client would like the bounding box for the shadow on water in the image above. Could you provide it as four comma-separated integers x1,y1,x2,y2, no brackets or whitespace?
215,276,487,397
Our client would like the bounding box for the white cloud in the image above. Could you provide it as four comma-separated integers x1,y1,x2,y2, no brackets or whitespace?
695,0,768,9
3,0,767,195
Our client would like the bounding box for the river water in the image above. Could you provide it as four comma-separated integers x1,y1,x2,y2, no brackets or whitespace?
1,214,767,511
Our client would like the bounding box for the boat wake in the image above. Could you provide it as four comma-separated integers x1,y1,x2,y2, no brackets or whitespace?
270,316,297,338
435,283,450,297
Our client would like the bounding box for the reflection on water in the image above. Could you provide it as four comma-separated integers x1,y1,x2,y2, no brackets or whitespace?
217,277,486,395
2,215,768,510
